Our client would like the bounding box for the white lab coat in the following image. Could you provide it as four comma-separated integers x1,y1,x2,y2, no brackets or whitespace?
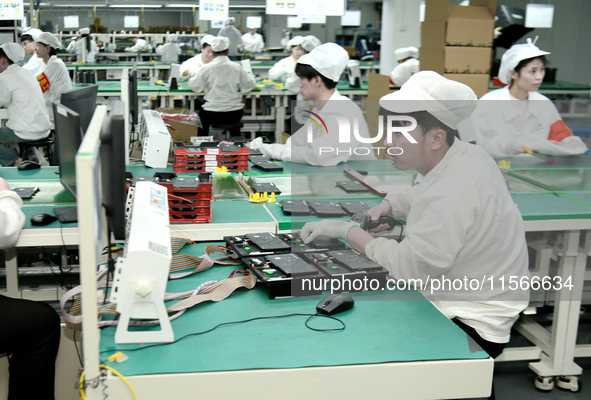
0,65,50,139
72,38,98,62
22,53,45,77
0,190,25,250
156,42,182,62
365,139,530,343
470,86,584,158
40,56,73,121
250,89,376,166
189,55,256,112
178,53,206,81
125,39,147,52
241,32,264,53
217,25,242,56
268,55,297,82
389,58,419,86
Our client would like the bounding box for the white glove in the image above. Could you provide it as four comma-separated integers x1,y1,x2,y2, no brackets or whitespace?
506,141,524,155
559,136,587,150
301,220,356,244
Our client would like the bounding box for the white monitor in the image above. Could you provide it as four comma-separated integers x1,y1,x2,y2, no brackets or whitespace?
287,16,302,29
266,0,345,16
0,0,23,21
525,4,554,28
246,16,262,29
124,15,139,29
64,15,79,29
299,15,327,24
168,63,181,86
341,10,361,27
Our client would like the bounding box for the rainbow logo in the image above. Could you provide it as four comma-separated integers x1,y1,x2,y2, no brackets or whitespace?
303,110,329,135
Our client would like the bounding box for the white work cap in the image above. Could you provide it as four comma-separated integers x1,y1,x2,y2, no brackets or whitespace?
201,34,215,47
226,17,235,26
211,36,230,52
301,35,321,53
22,27,42,38
167,34,178,42
379,71,477,130
0,42,25,63
395,46,418,60
498,36,550,85
287,35,304,48
79,27,90,35
34,32,61,49
297,43,349,83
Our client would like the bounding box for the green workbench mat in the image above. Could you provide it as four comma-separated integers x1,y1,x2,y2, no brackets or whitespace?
511,192,591,220
509,169,591,192
496,155,591,171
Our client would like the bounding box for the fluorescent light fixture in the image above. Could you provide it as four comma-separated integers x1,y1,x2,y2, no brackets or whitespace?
53,4,103,6
166,4,198,7
229,5,265,8
525,4,554,28
110,4,163,8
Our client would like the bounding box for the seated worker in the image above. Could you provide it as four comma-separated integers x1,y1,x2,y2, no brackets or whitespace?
470,37,586,157
217,17,243,59
69,28,98,63
188,37,256,137
0,176,61,400
285,35,322,93
156,34,182,63
178,35,214,81
241,28,265,53
237,43,376,166
389,46,419,86
301,71,530,358
20,28,45,76
124,36,148,52
0,43,51,167
268,35,304,82
35,32,73,121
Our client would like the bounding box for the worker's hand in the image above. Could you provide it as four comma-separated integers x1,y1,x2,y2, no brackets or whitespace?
182,70,189,76
559,136,587,150
506,141,524,155
300,220,356,244
0,177,9,191
218,141,235,146
366,201,392,233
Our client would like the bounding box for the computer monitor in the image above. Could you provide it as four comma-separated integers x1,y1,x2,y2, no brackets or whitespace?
128,69,139,127
100,101,127,240
52,102,83,199
60,85,99,134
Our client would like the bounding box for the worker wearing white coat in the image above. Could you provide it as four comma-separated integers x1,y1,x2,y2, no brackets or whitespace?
301,72,530,358
70,28,98,63
35,32,73,122
0,43,51,166
470,37,586,157
268,36,304,82
389,46,419,86
0,178,25,247
156,34,182,63
125,37,147,52
178,35,215,81
248,43,376,166
20,28,45,77
241,28,265,53
217,17,242,58
189,37,256,137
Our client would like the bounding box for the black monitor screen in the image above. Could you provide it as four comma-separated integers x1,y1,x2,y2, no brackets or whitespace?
100,101,127,240
129,69,138,127
60,85,98,134
52,102,83,199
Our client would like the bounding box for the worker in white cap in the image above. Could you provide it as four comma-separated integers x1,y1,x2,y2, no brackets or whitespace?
470,37,586,157
179,35,215,81
68,27,98,63
125,36,148,52
244,43,375,165
389,46,419,86
34,32,72,122
20,28,45,76
268,35,304,82
156,33,182,63
285,35,322,93
241,28,265,53
189,36,256,137
217,17,242,58
301,71,530,359
0,43,51,166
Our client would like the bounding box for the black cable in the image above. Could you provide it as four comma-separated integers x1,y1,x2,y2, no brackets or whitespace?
73,330,83,366
99,313,346,355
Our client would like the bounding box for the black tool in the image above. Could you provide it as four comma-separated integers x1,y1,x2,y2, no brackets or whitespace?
17,161,41,171
349,210,396,231
30,213,58,226
251,182,281,194
316,293,354,315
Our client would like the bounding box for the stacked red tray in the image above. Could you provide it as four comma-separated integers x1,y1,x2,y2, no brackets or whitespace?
172,142,249,173
159,175,214,223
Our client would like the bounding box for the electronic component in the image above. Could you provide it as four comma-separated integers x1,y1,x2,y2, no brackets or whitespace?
224,232,291,258
251,160,284,171
335,181,371,192
308,201,347,218
13,187,40,199
280,200,311,216
249,155,269,163
327,250,385,272
338,201,371,215
131,176,159,187
251,182,281,194
245,233,290,251
282,232,347,253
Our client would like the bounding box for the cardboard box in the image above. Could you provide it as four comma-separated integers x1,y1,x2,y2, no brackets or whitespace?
157,108,198,145
444,74,491,99
470,0,498,19
424,0,450,21
421,20,447,48
444,46,492,74
446,5,495,47
419,46,445,75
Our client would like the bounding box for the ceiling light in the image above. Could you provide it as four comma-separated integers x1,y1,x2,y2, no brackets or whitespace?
165,4,198,7
109,4,163,8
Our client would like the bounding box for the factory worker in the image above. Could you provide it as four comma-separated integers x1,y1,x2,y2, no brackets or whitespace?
301,72,530,358
70,27,98,63
217,17,242,58
0,177,61,400
179,35,215,81
20,28,45,76
246,43,375,166
285,35,322,93
268,35,304,82
189,37,256,137
125,36,148,52
389,46,419,86
35,32,73,121
241,28,265,53
156,33,182,63
65,36,77,53
0,43,51,166
470,37,586,157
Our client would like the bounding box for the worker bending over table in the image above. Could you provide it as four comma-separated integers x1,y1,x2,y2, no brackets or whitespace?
20,28,44,77
156,34,182,63
189,37,256,137
0,43,50,167
125,36,148,52
469,37,586,157
0,176,61,400
268,35,304,82
301,71,530,358
241,28,265,53
178,35,214,81
389,46,419,87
